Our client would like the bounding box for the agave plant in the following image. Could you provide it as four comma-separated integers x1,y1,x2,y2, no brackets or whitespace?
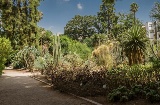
121,25,149,65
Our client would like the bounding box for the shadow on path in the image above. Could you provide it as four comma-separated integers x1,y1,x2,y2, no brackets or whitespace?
0,70,93,105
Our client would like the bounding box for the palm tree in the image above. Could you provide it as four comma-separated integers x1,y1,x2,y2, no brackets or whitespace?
121,25,148,65
130,2,139,25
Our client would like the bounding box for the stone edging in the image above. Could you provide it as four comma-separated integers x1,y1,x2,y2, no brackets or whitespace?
29,75,103,105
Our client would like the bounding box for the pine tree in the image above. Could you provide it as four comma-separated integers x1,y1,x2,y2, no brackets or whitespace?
97,0,118,38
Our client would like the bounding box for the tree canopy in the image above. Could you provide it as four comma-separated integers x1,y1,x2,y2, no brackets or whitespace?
150,2,160,21
97,0,118,38
0,0,43,49
64,15,97,41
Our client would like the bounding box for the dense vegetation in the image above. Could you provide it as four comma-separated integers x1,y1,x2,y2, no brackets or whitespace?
0,0,160,104
0,38,12,75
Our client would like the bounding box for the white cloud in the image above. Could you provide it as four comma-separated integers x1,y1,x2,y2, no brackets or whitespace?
77,3,83,10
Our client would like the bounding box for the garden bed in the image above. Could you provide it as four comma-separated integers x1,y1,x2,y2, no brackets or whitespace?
31,71,160,105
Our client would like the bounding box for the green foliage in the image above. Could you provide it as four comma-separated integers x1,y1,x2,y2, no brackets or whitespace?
0,37,12,75
72,41,91,59
83,33,108,48
120,25,149,65
97,0,118,38
60,35,91,59
52,35,61,70
12,46,40,71
34,56,46,70
0,0,43,49
108,83,160,103
130,2,139,24
52,68,106,96
42,55,160,98
108,86,130,102
116,13,143,36
64,15,97,41
60,35,71,55
62,53,83,70
146,89,160,103
34,52,53,74
38,29,54,54
150,2,160,21
148,40,160,61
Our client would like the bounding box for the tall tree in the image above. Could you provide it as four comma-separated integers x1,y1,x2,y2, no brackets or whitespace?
97,0,118,38
0,0,43,49
130,2,139,25
150,2,160,21
64,15,97,41
117,13,142,35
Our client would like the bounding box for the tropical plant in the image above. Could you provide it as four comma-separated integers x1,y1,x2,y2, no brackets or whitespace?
120,25,148,65
130,2,139,24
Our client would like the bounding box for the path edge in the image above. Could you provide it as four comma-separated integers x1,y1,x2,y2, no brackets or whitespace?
29,75,103,105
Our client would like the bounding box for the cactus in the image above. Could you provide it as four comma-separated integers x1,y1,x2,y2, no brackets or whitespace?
52,34,61,69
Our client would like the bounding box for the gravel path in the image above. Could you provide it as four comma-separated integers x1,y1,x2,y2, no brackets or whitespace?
0,70,94,105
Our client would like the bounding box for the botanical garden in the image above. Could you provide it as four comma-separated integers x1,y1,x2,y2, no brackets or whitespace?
0,0,160,104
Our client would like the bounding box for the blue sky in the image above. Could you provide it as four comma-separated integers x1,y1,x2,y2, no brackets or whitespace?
38,0,160,34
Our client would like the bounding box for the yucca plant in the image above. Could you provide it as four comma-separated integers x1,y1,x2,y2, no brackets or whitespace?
121,25,149,65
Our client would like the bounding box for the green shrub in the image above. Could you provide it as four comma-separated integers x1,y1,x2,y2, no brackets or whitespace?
50,62,160,97
83,33,108,48
107,82,160,103
60,35,91,59
34,52,53,74
12,46,40,71
0,37,12,75
108,86,131,102
144,81,160,103
146,89,160,103
52,67,106,96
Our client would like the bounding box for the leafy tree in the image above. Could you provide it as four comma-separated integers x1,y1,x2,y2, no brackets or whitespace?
150,2,160,21
0,37,12,75
120,25,148,65
38,29,54,55
0,0,43,50
60,35,91,59
83,33,108,48
97,0,118,38
64,15,97,41
130,2,139,24
116,13,143,37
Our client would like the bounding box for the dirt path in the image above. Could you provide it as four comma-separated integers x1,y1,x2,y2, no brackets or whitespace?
0,70,94,105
